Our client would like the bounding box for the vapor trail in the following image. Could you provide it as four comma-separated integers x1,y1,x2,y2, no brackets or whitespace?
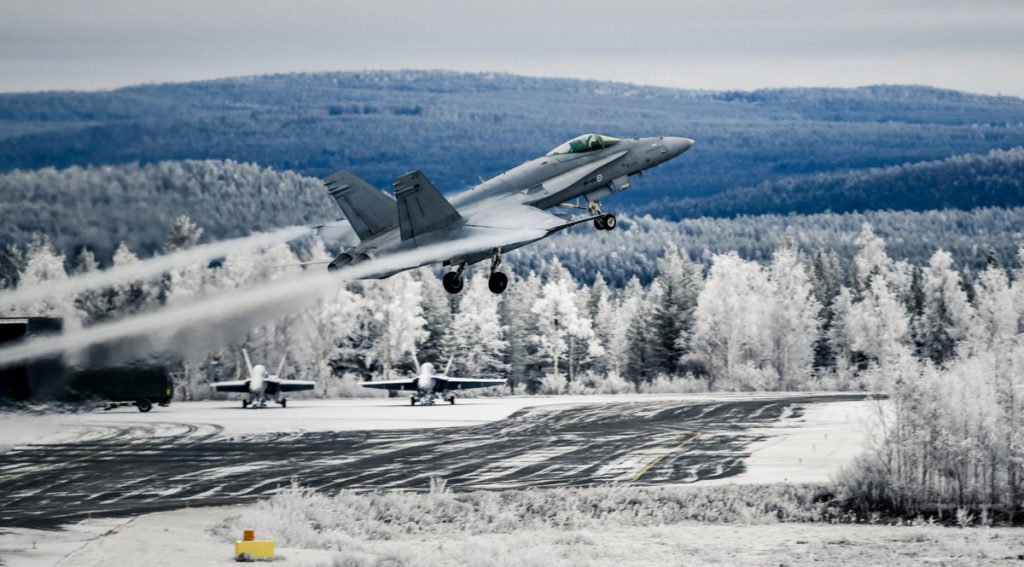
0,229,546,368
0,225,312,309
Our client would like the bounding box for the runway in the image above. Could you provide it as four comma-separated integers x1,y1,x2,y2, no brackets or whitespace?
0,393,868,529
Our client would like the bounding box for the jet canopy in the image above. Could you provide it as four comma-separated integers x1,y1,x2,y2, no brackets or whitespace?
546,134,621,156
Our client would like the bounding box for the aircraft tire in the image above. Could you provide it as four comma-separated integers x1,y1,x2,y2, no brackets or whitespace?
488,272,508,294
410,397,417,406
449,397,455,405
594,216,607,230
136,398,152,413
603,214,617,230
242,399,249,408
280,399,287,408
442,272,464,294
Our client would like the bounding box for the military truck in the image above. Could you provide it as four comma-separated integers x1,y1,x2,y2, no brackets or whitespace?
0,317,172,411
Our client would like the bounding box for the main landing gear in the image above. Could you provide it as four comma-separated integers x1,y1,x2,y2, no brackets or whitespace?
443,262,466,294
443,250,508,295
487,249,507,294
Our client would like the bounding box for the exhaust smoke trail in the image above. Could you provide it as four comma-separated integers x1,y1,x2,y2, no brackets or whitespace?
0,225,312,309
0,228,546,368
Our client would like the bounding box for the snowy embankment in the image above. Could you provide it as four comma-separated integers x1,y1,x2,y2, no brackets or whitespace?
49,487,1024,567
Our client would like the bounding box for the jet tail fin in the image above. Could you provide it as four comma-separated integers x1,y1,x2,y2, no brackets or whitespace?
392,170,463,240
323,170,399,241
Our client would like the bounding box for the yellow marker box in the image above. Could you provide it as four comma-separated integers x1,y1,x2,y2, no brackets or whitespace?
234,540,274,559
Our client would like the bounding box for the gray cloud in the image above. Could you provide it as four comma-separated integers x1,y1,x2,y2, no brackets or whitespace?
1,0,1022,95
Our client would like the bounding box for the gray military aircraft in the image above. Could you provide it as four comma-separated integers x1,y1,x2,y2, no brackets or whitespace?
322,133,693,294
211,350,315,408
360,357,506,405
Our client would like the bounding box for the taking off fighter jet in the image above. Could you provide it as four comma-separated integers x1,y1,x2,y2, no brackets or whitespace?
211,350,315,408
322,133,693,294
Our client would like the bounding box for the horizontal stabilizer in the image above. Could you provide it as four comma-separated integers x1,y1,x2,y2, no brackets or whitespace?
393,170,463,240
323,170,399,241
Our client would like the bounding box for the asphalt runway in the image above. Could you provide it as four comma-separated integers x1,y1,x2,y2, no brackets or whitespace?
0,394,866,529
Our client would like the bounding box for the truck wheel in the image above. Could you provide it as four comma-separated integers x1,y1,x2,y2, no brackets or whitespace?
136,398,153,413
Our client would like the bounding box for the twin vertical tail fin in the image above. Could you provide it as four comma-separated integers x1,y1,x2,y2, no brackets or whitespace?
322,169,461,243
392,170,463,240
323,170,399,241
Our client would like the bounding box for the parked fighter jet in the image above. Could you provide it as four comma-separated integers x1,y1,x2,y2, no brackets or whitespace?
322,133,693,294
360,357,505,405
211,350,315,408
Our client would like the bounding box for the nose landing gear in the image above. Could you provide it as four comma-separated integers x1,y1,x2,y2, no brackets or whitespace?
594,213,616,230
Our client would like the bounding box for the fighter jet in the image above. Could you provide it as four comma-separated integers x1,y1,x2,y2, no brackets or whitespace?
321,133,693,293
211,350,315,408
360,357,505,405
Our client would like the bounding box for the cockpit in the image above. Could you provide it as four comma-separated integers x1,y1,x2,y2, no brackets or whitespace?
546,134,621,156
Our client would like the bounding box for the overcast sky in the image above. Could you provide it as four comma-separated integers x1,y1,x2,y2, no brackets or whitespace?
2,0,1023,96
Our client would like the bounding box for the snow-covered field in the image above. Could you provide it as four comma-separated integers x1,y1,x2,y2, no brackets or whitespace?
0,393,881,566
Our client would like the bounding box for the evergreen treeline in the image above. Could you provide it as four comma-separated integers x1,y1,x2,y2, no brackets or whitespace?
3,71,1024,210
5,156,1024,273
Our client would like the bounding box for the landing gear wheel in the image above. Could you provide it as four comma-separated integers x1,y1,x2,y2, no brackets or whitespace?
594,216,607,230
488,271,508,294
242,399,249,408
411,396,417,406
449,396,455,405
280,399,287,408
602,214,617,230
442,271,464,294
136,398,152,413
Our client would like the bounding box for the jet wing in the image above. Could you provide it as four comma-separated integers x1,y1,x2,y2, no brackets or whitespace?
212,380,250,393
360,378,419,391
269,379,317,392
438,377,507,391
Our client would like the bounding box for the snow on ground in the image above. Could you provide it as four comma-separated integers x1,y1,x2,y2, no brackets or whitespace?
703,399,881,485
0,393,882,566
0,392,847,450
25,504,1024,567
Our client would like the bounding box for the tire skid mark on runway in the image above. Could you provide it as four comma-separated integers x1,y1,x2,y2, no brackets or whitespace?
0,394,869,529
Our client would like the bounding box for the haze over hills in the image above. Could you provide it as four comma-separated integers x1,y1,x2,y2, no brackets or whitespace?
2,70,1024,208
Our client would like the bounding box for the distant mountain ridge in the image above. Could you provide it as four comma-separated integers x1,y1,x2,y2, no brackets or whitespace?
2,70,1023,212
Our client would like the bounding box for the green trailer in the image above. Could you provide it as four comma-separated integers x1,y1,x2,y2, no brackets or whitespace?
68,365,173,412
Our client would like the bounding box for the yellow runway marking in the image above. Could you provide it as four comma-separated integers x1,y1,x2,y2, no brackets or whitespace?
631,432,701,482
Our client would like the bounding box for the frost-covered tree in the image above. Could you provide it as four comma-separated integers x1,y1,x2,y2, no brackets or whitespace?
9,238,72,319
445,272,508,379
647,244,702,375
843,276,911,375
766,244,820,389
531,274,596,384
686,253,771,390
500,270,543,392
915,249,974,365
362,272,428,380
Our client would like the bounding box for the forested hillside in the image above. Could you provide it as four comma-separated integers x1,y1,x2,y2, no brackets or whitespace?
652,147,1024,218
2,71,1024,210
4,156,1024,273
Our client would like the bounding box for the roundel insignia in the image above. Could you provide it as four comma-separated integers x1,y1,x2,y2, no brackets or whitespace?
596,174,603,182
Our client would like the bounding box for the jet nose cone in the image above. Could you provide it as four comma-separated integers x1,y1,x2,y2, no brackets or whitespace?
664,137,695,158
